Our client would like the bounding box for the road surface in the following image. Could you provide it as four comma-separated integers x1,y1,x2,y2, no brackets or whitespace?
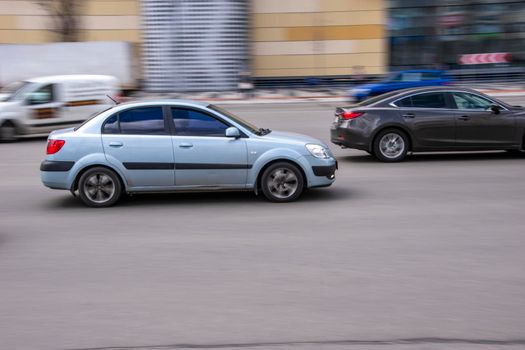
1,98,525,350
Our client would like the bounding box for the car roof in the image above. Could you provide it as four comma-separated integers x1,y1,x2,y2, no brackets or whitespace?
110,99,210,110
344,86,506,109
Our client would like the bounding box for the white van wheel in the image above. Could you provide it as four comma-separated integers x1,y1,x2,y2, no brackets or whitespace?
0,122,17,142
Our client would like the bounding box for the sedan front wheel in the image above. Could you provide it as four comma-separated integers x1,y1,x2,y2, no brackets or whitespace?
261,162,304,202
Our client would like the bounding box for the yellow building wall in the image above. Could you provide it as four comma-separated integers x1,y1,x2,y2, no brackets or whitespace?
0,0,141,44
251,0,387,78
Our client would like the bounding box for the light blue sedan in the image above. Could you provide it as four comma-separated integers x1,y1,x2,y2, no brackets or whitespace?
40,100,337,207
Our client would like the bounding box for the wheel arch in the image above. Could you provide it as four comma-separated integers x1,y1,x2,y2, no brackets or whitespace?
369,124,413,152
255,158,307,195
72,164,126,192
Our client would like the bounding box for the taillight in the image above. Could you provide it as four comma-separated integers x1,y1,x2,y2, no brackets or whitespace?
342,111,364,120
46,139,65,154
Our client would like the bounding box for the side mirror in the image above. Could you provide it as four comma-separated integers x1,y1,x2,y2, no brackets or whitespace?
225,126,240,138
490,104,502,114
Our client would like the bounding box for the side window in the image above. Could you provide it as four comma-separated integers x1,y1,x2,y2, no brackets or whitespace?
410,93,447,108
396,96,412,107
102,114,119,134
119,107,166,135
27,84,55,105
452,92,493,110
171,108,228,137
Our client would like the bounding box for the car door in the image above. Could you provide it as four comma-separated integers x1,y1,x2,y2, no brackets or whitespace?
393,92,456,150
451,91,516,148
169,106,249,187
24,83,66,133
102,106,175,188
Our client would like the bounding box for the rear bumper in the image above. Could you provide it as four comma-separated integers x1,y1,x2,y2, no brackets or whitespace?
40,160,75,171
40,161,75,190
330,126,370,151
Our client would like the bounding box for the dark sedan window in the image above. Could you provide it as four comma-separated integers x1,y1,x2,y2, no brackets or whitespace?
119,107,166,135
396,97,413,107
396,93,447,109
452,92,493,110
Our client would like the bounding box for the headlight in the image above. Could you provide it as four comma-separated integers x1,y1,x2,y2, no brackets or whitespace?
306,144,330,159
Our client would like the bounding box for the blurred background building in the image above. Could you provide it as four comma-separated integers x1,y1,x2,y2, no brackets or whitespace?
0,0,523,92
389,0,525,69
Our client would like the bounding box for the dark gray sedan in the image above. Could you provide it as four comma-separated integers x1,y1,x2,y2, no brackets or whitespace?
331,87,525,161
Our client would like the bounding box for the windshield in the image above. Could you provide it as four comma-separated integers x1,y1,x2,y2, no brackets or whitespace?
0,81,34,101
208,105,269,135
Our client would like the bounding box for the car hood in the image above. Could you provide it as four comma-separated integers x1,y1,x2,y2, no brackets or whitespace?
262,130,327,147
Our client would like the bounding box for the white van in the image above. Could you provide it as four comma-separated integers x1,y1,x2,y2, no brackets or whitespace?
0,75,119,141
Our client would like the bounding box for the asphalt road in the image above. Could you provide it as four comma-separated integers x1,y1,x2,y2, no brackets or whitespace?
1,98,525,350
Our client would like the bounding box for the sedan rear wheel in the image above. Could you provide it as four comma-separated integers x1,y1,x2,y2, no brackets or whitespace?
373,129,409,162
78,167,122,207
261,162,304,202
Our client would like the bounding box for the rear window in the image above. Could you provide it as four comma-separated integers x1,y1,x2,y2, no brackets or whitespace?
119,107,166,135
101,107,167,135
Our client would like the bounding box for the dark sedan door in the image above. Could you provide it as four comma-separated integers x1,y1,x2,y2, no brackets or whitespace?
451,92,516,148
393,92,456,150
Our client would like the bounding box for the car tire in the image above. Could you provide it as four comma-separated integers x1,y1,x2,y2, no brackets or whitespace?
0,121,18,142
373,128,409,162
78,167,122,207
260,162,305,202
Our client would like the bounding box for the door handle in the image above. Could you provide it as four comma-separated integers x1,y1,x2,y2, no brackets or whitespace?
402,113,415,119
179,143,193,148
458,115,470,121
109,141,123,147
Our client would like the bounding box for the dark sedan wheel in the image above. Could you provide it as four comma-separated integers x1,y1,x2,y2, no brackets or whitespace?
261,162,304,202
78,167,122,207
373,129,409,162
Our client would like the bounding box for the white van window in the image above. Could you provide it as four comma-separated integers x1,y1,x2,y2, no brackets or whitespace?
27,84,55,105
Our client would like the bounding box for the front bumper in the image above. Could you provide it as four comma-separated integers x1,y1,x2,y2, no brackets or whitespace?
312,163,337,179
296,155,337,188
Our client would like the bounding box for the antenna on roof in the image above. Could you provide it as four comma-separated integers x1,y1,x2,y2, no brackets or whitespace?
106,94,120,105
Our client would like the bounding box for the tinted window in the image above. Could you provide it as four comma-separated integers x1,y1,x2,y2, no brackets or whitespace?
452,92,493,110
409,93,447,108
102,114,119,134
172,108,228,136
396,96,413,107
119,107,166,135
